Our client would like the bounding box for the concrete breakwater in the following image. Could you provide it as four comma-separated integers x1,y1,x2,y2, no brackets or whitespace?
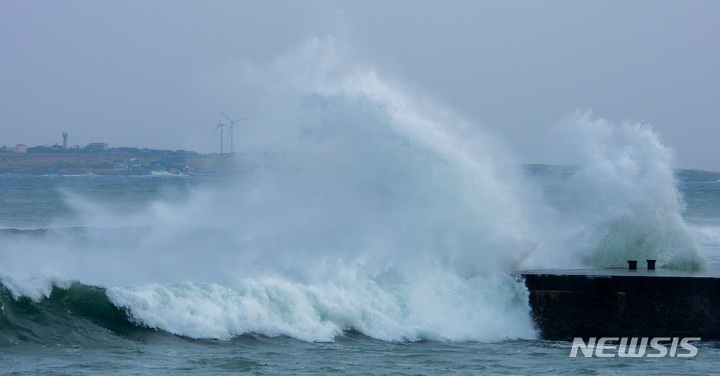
518,265,720,340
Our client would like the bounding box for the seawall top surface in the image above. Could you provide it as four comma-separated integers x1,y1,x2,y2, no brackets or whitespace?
516,268,720,293
515,268,720,278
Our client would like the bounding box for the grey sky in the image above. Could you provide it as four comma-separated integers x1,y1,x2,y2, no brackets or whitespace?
1,1,718,169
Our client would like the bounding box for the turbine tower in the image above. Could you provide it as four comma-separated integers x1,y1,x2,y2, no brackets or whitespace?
221,111,248,154
214,113,225,154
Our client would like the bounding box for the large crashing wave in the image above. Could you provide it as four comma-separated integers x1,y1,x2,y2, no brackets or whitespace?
0,37,536,342
0,37,705,343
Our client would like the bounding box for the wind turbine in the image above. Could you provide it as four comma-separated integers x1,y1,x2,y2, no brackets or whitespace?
221,111,248,154
214,113,225,154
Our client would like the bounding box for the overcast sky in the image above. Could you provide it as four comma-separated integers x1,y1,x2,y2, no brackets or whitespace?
1,1,718,169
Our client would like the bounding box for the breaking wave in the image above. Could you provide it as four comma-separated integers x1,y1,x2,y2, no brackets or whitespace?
0,37,705,344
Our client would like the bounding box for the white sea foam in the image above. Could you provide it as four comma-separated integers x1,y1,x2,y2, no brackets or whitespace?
107,271,531,342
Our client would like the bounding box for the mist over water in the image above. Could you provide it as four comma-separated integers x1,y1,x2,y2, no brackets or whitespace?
0,37,706,342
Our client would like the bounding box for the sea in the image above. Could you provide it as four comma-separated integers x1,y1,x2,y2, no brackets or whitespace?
3,47,720,373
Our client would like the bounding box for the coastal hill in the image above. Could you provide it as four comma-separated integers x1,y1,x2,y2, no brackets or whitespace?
0,144,235,175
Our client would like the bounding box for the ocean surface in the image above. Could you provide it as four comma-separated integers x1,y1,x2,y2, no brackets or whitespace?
1,171,720,375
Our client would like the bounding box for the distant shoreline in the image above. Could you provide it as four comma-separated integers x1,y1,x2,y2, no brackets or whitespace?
522,163,720,182
2,151,719,181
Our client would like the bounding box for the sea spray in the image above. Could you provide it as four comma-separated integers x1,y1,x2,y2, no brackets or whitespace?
523,110,704,270
0,37,538,341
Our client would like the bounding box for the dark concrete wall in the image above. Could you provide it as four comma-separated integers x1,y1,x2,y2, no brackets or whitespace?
520,272,720,340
